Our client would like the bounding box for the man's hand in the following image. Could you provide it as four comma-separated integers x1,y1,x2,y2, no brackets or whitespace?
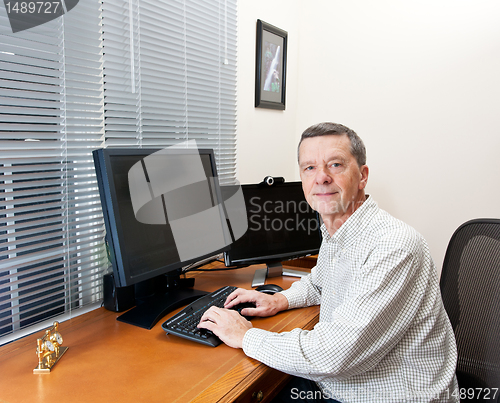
197,288,289,349
224,288,289,318
197,306,252,349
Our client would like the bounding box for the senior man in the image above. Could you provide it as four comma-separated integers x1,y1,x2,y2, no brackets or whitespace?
198,122,458,403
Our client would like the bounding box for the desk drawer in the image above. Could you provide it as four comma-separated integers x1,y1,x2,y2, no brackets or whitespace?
235,366,290,403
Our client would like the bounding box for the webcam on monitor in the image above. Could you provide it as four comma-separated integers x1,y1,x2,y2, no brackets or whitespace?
259,176,285,186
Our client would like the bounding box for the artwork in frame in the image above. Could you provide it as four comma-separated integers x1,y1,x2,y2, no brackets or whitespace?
255,19,287,110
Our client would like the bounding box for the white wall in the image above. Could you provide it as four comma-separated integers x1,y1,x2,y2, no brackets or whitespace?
236,0,301,184
237,0,500,273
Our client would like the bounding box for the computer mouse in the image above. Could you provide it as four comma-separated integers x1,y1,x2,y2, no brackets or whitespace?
255,284,283,295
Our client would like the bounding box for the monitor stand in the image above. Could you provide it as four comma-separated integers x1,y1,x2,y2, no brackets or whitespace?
251,261,309,287
116,288,208,330
115,275,208,330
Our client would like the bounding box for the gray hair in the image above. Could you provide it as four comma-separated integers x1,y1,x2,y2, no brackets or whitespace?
297,122,367,167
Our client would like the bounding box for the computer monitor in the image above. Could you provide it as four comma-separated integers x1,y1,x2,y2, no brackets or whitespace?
222,181,322,286
93,147,230,329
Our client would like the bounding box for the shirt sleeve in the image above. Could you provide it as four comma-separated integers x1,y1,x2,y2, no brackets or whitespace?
279,265,322,309
242,245,428,382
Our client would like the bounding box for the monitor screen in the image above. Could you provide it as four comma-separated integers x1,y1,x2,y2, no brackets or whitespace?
223,182,321,268
93,147,230,328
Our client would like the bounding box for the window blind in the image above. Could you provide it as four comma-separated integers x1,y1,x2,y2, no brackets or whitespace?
102,0,237,183
0,2,106,344
0,0,237,344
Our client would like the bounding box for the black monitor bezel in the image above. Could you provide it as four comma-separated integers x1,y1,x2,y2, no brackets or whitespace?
223,181,321,267
93,147,229,288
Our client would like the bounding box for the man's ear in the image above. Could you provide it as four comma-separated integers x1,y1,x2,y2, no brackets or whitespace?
359,165,369,190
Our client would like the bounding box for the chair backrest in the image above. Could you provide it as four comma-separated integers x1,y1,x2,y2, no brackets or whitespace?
440,219,500,401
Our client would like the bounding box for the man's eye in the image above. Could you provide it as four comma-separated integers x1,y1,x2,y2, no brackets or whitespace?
331,163,341,168
304,166,314,171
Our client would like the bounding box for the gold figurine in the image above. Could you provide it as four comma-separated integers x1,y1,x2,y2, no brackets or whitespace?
33,321,68,374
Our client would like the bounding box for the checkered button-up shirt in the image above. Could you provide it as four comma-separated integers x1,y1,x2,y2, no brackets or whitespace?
242,196,459,402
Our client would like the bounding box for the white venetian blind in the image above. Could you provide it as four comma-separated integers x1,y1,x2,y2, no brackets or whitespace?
101,0,237,183
0,0,238,345
0,1,106,343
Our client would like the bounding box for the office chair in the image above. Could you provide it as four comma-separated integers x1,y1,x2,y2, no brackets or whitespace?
440,219,500,402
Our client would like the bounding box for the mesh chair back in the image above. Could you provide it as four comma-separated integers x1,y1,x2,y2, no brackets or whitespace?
440,219,500,401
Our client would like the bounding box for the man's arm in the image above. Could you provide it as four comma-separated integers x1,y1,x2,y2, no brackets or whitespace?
278,268,322,310
197,266,322,348
242,247,427,380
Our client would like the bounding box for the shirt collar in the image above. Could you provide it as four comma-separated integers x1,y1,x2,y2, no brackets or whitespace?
320,195,379,249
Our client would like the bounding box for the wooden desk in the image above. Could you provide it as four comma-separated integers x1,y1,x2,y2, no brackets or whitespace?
0,264,319,403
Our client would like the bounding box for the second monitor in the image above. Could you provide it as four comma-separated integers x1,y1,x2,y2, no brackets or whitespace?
223,181,322,286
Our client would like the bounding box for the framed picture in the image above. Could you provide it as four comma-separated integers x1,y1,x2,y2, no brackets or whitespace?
255,20,287,110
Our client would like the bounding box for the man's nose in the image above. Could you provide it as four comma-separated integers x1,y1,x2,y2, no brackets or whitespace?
315,167,332,184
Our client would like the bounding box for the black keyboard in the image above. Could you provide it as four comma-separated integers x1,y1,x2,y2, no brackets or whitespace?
161,285,254,347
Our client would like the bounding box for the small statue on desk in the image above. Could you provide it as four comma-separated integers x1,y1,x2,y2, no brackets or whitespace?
33,321,68,374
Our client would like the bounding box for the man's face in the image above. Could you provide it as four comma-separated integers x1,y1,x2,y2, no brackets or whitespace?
298,134,368,222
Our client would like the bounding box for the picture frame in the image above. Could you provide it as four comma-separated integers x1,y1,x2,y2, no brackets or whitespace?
255,20,287,110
